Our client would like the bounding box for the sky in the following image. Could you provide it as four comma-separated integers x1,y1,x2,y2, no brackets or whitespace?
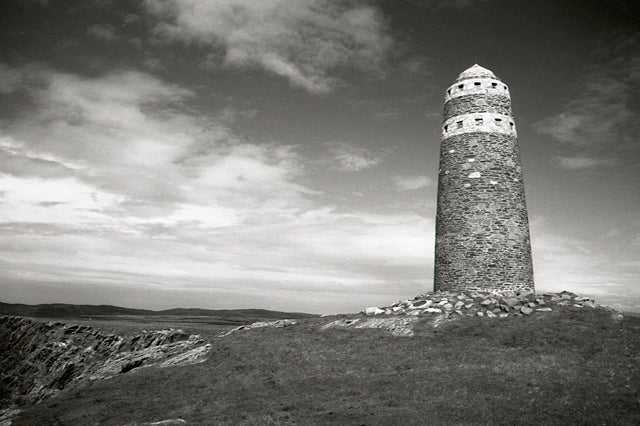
1,0,639,314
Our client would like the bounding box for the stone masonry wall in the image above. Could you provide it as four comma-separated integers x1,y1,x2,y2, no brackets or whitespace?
434,68,534,293
443,94,513,118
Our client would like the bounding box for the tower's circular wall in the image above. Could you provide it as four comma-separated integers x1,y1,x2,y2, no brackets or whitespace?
434,66,534,293
443,94,513,118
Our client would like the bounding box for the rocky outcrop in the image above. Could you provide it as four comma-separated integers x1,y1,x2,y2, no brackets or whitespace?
124,419,187,425
0,317,210,408
322,317,419,337
215,319,298,338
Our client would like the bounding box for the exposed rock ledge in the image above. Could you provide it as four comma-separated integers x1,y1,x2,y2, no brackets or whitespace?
0,316,210,408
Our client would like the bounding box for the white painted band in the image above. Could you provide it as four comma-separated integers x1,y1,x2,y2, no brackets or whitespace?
445,78,510,102
441,112,517,139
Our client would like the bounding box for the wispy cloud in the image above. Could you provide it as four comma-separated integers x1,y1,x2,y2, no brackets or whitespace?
405,0,491,12
143,0,393,94
555,155,617,170
0,63,432,312
530,216,640,312
393,175,431,191
87,23,119,41
534,31,640,170
325,141,385,171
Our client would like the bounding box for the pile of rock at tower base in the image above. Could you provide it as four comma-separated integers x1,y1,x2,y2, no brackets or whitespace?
363,290,600,319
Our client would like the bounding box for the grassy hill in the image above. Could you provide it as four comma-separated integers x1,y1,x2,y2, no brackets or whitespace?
5,303,640,425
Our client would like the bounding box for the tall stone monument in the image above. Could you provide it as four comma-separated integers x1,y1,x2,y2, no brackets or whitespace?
434,64,534,292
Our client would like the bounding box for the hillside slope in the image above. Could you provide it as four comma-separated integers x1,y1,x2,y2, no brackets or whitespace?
2,292,640,425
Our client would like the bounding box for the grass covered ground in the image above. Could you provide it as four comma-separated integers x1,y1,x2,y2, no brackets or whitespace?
12,307,640,425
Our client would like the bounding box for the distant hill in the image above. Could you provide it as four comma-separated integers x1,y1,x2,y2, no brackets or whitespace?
156,307,314,319
0,301,314,321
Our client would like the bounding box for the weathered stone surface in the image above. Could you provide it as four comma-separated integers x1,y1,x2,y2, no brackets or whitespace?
434,65,534,293
520,307,533,315
503,297,518,307
353,317,419,337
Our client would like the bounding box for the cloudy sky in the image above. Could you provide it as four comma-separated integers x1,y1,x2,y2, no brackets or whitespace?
1,0,639,314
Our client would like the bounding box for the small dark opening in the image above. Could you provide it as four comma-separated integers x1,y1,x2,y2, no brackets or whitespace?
475,118,483,125
456,121,463,129
503,85,507,90
474,82,481,86
447,89,451,95
444,125,448,132
510,122,514,128
494,118,502,123
458,84,464,89
491,82,497,88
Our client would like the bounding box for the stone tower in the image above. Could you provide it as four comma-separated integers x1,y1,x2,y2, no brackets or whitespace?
434,64,534,292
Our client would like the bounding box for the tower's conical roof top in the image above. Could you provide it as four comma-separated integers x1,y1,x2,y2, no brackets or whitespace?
456,64,497,82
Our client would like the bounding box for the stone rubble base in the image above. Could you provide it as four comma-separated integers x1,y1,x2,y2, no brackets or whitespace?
323,291,618,337
366,290,600,319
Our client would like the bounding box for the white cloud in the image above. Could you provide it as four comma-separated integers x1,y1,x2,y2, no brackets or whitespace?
393,175,432,190
143,0,393,94
530,217,640,312
286,209,433,266
0,63,316,229
555,155,617,170
0,63,434,312
0,174,124,225
325,141,385,171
